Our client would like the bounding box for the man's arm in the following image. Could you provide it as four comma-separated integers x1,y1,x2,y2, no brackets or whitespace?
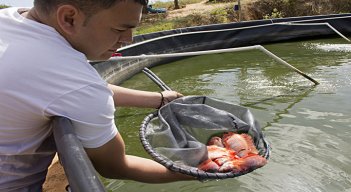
90,84,189,182
107,84,182,108
85,133,195,183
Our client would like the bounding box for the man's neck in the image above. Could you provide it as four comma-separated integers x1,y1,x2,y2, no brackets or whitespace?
18,8,45,24
18,8,30,17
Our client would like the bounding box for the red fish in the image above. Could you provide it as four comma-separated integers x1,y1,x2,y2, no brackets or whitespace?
207,136,224,147
213,156,233,166
207,145,236,160
197,159,220,173
197,145,236,172
222,132,258,158
197,132,267,174
218,154,267,173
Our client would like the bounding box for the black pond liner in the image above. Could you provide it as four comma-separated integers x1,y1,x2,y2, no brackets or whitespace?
139,96,271,180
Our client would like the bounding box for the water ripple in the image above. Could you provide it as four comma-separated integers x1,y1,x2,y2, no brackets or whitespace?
305,43,351,52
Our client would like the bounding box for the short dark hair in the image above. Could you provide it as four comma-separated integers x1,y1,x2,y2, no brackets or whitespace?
34,0,148,16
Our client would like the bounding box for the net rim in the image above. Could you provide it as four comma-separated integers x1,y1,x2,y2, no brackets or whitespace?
139,110,271,180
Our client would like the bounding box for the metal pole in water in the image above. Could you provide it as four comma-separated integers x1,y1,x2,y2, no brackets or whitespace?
256,46,320,85
110,45,319,85
277,22,351,42
109,46,258,60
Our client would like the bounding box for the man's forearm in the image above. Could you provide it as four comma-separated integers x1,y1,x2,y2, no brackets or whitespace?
123,155,196,183
108,84,183,108
108,84,161,108
86,130,194,183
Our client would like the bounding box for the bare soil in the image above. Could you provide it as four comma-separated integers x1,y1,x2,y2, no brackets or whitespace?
43,155,68,192
166,1,234,19
166,0,254,19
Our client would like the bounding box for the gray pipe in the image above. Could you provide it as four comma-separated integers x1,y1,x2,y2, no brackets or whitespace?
53,116,106,192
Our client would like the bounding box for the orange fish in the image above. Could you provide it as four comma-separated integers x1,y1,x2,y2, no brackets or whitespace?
207,145,236,160
197,132,267,174
222,132,258,158
218,154,267,173
197,159,220,173
207,136,224,147
197,145,236,172
213,156,233,166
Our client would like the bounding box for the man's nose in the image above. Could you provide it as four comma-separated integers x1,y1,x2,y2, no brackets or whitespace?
118,29,133,45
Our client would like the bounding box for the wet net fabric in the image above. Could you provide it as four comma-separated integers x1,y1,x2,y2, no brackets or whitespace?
143,96,270,172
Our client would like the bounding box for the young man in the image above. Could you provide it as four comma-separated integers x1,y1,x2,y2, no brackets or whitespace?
0,0,193,191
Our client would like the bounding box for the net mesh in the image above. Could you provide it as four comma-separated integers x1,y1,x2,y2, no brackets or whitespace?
140,95,270,179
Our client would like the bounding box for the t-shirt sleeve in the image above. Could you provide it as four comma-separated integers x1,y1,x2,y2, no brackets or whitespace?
45,83,118,148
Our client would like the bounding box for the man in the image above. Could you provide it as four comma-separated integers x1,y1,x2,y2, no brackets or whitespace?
0,0,193,191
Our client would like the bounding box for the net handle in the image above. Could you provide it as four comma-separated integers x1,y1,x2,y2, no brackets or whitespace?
142,67,172,91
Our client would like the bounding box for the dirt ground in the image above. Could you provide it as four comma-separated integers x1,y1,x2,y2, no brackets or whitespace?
43,155,68,192
166,0,254,19
166,0,234,19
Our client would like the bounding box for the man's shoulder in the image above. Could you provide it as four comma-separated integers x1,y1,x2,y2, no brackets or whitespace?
0,7,15,16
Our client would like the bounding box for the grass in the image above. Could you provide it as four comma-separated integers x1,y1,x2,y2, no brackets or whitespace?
152,0,203,10
135,21,174,34
0,4,10,9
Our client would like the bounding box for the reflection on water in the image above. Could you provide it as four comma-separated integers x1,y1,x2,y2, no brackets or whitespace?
306,43,351,53
105,37,351,192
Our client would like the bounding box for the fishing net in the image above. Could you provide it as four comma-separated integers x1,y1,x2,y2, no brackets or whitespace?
140,96,270,180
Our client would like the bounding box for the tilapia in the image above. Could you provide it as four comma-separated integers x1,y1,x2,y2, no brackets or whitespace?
197,132,267,174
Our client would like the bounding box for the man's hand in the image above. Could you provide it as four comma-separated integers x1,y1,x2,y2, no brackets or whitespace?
108,84,183,109
158,91,183,108
85,134,195,183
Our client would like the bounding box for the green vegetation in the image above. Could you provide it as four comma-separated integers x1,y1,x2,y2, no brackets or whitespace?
263,8,283,19
0,4,10,9
135,20,174,34
247,0,351,20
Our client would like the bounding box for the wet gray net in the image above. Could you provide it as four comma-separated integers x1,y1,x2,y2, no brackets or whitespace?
140,95,270,179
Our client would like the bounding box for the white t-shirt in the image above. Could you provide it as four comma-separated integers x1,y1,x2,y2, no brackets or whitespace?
0,8,118,191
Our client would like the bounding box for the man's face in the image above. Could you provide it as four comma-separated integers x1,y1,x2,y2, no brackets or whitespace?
70,1,142,61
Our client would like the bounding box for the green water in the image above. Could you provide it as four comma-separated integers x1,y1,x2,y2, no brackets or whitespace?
104,37,351,192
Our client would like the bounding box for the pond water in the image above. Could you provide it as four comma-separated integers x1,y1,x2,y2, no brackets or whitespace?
103,37,351,192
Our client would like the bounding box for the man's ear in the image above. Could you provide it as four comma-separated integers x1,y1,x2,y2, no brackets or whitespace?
56,5,85,35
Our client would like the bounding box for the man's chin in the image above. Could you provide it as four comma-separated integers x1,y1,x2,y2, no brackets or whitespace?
87,54,111,62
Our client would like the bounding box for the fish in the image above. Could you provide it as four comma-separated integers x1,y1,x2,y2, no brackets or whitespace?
207,145,236,160
198,145,237,172
207,136,224,147
197,132,267,174
222,132,258,158
218,154,267,173
197,159,220,173
213,156,233,166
